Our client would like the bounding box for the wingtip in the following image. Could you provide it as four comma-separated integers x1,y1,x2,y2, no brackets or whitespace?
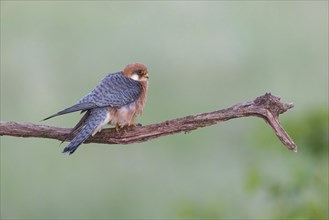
41,114,58,121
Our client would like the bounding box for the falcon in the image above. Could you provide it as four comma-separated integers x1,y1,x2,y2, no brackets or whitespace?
43,63,149,154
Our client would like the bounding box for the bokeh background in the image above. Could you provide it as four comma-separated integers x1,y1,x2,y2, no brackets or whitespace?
1,1,328,219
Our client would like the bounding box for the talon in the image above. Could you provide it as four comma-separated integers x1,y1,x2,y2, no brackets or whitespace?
129,122,136,127
115,124,121,133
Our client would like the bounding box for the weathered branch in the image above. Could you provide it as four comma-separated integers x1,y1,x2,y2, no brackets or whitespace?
0,93,297,152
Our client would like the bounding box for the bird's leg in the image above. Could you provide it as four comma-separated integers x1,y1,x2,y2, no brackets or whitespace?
124,122,140,130
128,122,136,127
128,122,143,127
115,123,121,133
116,122,140,133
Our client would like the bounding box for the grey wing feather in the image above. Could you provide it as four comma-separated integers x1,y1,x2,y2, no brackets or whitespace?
63,107,109,155
42,102,97,121
82,72,142,107
43,72,141,121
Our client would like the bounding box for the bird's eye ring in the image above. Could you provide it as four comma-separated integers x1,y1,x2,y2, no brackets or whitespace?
136,70,143,76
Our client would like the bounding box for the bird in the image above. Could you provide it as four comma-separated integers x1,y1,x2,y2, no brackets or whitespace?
43,63,149,154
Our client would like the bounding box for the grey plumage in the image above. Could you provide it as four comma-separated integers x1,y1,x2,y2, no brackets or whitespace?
42,102,96,121
62,107,109,155
43,71,146,154
42,72,142,121
78,72,142,107
60,111,91,145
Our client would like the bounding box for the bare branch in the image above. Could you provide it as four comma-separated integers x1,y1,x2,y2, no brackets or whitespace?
0,93,297,152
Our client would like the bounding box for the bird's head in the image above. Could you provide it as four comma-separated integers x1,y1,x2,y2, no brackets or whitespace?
123,63,149,82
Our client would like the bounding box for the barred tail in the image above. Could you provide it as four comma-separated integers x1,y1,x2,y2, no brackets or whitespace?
63,107,109,155
62,123,96,155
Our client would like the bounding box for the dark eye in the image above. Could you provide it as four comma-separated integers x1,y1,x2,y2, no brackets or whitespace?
137,70,143,75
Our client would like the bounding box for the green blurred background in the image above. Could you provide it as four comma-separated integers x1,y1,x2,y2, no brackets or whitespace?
1,1,328,219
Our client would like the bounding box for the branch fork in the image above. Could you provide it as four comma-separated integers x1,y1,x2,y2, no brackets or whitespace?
0,93,297,152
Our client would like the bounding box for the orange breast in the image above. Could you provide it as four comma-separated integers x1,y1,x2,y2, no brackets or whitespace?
134,81,148,117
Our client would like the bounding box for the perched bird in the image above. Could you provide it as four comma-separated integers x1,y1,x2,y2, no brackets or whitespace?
43,63,149,154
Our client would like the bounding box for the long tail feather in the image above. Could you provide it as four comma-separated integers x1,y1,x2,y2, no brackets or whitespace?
62,124,96,155
60,111,91,145
62,107,109,155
